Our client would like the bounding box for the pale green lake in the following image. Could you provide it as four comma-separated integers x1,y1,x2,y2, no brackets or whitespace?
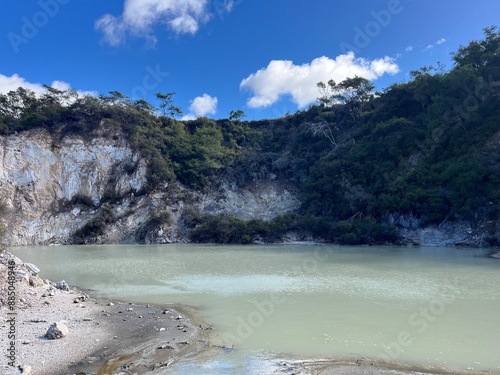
11,244,500,374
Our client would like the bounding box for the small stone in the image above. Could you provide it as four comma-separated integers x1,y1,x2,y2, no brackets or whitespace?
22,340,31,344
138,315,143,318
73,295,87,303
114,336,118,339
24,263,40,276
126,308,133,312
41,293,47,297
55,280,69,291
18,364,32,374
16,271,30,284
159,327,166,332
45,322,69,339
162,310,169,314
175,315,182,320
48,292,55,296
157,344,174,350
19,298,26,303
29,275,45,287
107,302,114,306
83,318,93,322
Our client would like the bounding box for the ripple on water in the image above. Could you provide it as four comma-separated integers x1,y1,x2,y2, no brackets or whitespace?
103,272,444,302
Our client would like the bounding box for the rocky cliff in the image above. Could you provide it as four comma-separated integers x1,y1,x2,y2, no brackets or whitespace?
0,126,497,247
0,126,300,246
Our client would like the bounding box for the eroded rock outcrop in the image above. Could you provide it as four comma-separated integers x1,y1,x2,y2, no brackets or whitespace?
0,127,147,246
0,127,301,246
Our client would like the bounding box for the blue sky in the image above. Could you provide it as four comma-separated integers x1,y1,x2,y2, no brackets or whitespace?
0,0,499,120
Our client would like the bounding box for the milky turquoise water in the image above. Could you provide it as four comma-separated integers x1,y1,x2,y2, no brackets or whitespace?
11,244,500,373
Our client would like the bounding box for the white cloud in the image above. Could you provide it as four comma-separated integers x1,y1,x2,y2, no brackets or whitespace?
0,73,48,96
224,0,235,12
405,46,413,52
423,38,447,52
0,73,96,98
240,52,399,108
95,14,128,47
96,0,235,46
181,93,218,120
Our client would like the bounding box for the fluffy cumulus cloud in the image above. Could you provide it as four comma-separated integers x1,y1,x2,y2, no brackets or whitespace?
0,73,95,98
240,52,399,108
182,93,218,120
96,0,236,46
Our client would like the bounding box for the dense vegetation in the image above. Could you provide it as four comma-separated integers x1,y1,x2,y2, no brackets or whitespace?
1,27,499,244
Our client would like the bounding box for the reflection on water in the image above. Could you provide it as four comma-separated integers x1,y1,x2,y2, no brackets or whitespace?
11,244,500,372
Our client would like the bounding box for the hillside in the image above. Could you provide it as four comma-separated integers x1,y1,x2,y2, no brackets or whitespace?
0,27,499,247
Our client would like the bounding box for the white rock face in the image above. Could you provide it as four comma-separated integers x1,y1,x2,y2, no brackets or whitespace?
399,221,475,246
201,180,300,221
0,128,302,246
0,128,147,246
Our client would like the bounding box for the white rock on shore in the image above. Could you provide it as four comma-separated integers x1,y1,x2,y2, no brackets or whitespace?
45,322,69,340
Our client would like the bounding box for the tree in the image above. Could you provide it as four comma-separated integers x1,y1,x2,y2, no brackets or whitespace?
312,76,375,147
229,109,246,122
337,77,373,122
317,76,374,123
316,80,334,106
308,120,337,146
156,92,182,118
453,26,500,70
41,85,78,106
133,99,157,114
0,87,37,120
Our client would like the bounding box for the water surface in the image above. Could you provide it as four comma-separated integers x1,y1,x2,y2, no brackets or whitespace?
11,244,500,373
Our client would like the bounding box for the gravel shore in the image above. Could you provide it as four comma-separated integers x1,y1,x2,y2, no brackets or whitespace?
0,249,205,375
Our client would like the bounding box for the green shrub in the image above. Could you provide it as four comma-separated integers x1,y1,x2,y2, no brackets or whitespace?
188,212,274,244
72,206,116,244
